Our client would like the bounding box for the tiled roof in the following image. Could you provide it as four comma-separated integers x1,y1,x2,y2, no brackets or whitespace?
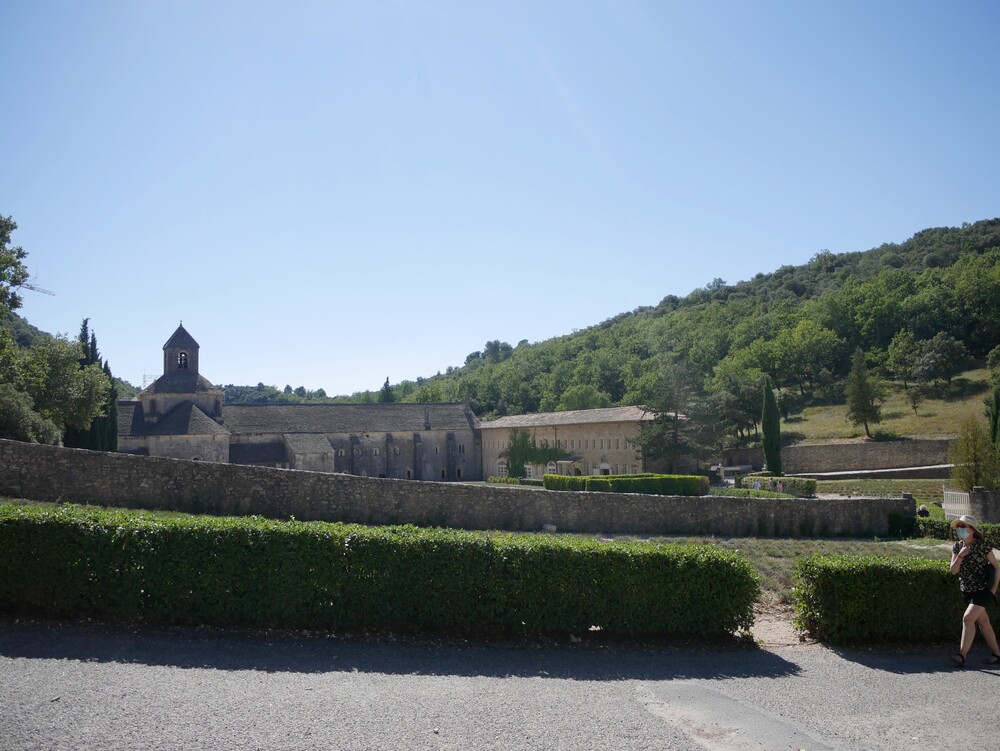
230,442,288,465
117,400,229,437
138,372,220,396
163,324,199,350
479,406,654,430
283,433,334,455
222,402,478,435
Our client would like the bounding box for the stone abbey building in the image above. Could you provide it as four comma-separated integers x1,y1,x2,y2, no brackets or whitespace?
118,325,656,480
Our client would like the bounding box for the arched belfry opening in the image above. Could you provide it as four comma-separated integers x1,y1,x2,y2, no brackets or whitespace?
178,352,189,370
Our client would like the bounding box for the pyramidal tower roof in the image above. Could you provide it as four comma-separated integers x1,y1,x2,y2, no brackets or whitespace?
163,323,199,351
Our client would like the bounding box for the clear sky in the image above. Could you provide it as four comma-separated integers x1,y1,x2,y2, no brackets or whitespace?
3,1,999,396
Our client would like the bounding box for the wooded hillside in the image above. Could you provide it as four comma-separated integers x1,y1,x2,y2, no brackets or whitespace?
355,218,1000,429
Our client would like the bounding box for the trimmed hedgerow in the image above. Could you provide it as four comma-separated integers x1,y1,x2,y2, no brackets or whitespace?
0,503,758,638
792,554,999,644
542,474,709,496
737,475,817,497
915,517,1000,548
709,487,792,499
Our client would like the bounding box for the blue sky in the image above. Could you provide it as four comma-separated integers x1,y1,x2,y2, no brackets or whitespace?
3,1,999,396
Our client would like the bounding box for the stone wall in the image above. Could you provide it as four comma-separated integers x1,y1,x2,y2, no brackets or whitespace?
970,487,1000,524
725,438,952,474
0,439,913,538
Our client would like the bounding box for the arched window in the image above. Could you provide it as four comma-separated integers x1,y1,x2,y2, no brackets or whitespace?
178,352,188,369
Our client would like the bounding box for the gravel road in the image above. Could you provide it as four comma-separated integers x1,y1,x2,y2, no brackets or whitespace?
1,616,997,751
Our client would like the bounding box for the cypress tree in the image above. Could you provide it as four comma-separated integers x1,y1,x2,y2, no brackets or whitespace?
989,384,1000,447
63,318,117,451
761,376,781,475
846,348,883,439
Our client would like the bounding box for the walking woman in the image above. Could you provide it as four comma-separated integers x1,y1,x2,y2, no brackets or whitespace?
949,515,1000,667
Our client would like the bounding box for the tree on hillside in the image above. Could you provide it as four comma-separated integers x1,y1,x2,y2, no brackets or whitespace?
912,333,970,387
845,348,884,439
761,377,781,474
886,330,920,388
483,340,513,364
949,414,999,491
557,383,611,412
0,215,29,318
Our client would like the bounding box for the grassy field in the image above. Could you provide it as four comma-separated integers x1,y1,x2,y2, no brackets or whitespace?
813,478,949,503
783,367,991,442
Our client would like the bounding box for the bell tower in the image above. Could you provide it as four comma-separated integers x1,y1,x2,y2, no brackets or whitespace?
163,322,200,376
137,323,224,424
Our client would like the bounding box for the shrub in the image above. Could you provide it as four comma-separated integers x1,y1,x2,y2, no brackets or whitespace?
0,503,759,638
792,554,999,644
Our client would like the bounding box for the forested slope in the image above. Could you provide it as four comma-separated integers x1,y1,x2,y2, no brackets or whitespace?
221,218,1000,449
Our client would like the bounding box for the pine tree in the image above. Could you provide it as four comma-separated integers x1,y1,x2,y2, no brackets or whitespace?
761,377,782,475
845,348,884,439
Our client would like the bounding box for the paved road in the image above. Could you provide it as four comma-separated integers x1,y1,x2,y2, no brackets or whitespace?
1,617,997,751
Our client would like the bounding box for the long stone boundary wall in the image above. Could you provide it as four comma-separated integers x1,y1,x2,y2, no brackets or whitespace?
726,438,952,474
0,439,913,538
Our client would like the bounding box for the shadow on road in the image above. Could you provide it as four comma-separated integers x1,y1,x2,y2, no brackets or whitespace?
826,645,1000,677
0,616,801,682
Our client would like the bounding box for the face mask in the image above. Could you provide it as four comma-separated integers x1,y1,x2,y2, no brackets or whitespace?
957,528,970,540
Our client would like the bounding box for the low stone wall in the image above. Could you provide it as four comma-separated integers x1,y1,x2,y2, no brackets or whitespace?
0,439,913,538
725,438,952,474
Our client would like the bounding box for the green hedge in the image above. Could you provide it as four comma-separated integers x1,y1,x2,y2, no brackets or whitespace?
915,517,1000,547
0,503,758,638
737,475,817,497
542,474,709,496
792,554,1000,644
709,487,792,499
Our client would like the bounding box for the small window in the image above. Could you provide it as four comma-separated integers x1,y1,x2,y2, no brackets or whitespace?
393,446,400,456
458,444,465,454
457,468,462,478
406,469,412,479
178,352,188,369
374,447,380,456
435,446,440,454
338,449,345,457
616,439,620,449
441,469,446,478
